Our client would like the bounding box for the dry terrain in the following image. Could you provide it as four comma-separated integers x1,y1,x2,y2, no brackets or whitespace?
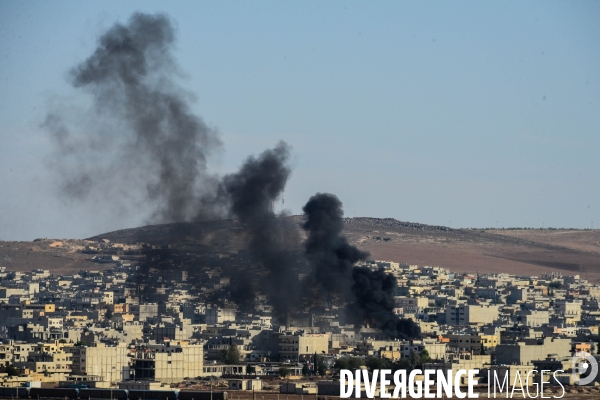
0,239,113,274
341,219,600,281
1,217,599,281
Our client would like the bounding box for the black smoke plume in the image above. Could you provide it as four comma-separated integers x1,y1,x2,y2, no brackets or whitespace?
46,12,302,313
220,143,301,314
45,12,222,223
45,13,421,338
350,267,421,339
302,193,420,339
302,193,369,298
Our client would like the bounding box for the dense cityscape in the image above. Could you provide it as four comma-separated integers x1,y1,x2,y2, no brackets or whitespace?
2,2,599,399
1,235,599,398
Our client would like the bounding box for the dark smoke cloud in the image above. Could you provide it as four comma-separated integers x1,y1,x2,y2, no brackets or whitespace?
350,267,421,340
222,143,290,226
302,193,420,339
46,13,421,338
46,12,301,313
220,143,301,314
44,12,222,223
302,193,369,298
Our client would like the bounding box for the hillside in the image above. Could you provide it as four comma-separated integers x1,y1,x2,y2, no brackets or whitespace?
0,238,112,274
2,217,599,280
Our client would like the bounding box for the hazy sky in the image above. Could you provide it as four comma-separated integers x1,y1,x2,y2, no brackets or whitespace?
1,1,599,240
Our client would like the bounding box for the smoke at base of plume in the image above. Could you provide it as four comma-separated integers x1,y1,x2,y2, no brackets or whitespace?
350,267,421,339
302,193,420,339
219,143,301,315
44,12,222,224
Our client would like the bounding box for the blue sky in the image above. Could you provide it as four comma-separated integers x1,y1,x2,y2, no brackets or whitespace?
1,1,599,240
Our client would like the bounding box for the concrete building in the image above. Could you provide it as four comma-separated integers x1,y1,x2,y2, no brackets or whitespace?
67,343,130,383
150,323,194,343
279,333,329,360
446,333,500,355
229,378,262,391
201,364,246,377
132,342,203,383
495,337,571,366
555,300,582,324
205,308,236,325
446,304,500,325
395,296,429,314
13,340,73,382
400,339,447,360
130,303,159,322
516,310,550,327
355,339,401,357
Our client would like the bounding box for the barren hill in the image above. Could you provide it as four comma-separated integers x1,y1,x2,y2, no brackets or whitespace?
0,238,111,274
89,216,600,281
2,217,599,280
340,218,600,281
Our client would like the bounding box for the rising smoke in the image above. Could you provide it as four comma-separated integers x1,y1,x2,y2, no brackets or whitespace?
46,12,303,314
47,12,420,338
219,143,301,314
302,193,420,339
44,12,222,223
302,193,369,299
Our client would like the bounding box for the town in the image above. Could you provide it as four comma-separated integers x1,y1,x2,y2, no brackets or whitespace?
1,236,599,399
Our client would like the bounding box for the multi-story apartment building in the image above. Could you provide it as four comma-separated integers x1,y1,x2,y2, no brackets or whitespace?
132,342,203,383
555,300,582,324
446,333,500,355
278,333,329,360
446,304,500,325
67,342,130,383
395,296,429,314
13,340,72,382
515,310,550,327
205,308,236,325
495,337,571,366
